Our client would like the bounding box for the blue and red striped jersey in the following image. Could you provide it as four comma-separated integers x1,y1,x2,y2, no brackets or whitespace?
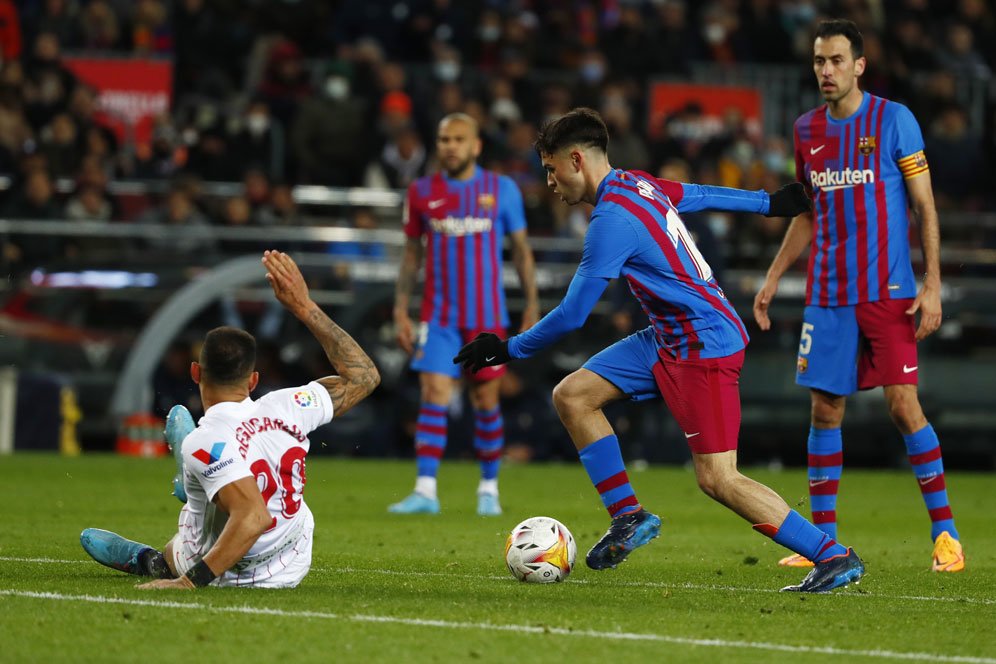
404,166,527,329
586,170,751,360
794,92,927,307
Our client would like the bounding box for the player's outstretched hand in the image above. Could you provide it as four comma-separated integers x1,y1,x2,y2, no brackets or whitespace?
766,182,811,218
136,576,195,591
453,332,510,373
262,250,312,315
753,277,779,331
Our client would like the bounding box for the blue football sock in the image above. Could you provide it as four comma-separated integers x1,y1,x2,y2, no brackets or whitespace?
904,424,958,541
578,435,641,517
808,427,843,540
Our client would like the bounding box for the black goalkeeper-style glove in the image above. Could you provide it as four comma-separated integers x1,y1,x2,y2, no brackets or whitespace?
453,333,511,373
766,182,812,218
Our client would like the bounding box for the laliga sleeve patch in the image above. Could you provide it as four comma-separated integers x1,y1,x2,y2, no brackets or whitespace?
293,389,320,409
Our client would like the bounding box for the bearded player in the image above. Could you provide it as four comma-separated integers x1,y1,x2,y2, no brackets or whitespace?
753,19,964,572
389,113,539,517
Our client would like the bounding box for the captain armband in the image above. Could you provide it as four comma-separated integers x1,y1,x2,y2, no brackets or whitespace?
898,151,929,179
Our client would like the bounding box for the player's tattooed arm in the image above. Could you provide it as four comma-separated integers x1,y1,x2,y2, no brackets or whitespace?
305,306,380,415
509,230,540,331
262,250,380,415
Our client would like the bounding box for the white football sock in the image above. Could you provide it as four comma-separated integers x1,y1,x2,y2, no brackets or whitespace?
415,476,437,500
477,478,498,496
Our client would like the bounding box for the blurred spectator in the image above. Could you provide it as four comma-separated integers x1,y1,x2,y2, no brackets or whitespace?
0,103,32,175
363,124,427,190
1,168,64,272
242,167,271,219
602,6,657,81
80,0,122,50
216,195,256,255
700,2,750,64
26,0,82,50
376,89,415,148
291,67,367,185
603,91,650,172
132,0,172,55
132,116,185,179
650,0,699,74
925,104,983,207
255,182,303,228
137,185,214,254
181,107,233,181
231,99,285,180
23,31,76,130
65,183,111,221
38,111,79,177
938,22,991,79
256,39,311,128
173,0,230,98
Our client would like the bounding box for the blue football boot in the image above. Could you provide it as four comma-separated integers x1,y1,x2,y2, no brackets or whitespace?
586,508,662,570
476,492,502,516
387,492,441,514
165,405,195,503
781,547,865,593
80,528,156,576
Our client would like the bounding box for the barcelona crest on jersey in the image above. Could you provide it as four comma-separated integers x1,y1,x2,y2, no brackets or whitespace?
858,136,876,156
477,193,496,211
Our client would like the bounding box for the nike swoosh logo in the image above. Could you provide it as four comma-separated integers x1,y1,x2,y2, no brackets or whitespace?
809,479,829,487
810,145,825,155
485,356,496,362
427,199,447,209
918,475,937,486
684,432,700,439
903,365,918,374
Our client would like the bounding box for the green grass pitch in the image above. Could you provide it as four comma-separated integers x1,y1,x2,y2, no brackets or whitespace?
1,454,993,663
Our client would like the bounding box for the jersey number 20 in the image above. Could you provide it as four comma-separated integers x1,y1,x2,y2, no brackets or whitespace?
251,446,307,532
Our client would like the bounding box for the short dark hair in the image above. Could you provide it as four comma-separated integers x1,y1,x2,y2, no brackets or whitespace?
534,107,608,156
814,19,864,59
199,326,256,385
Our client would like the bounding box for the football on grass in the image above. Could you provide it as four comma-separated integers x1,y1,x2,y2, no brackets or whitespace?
504,516,577,583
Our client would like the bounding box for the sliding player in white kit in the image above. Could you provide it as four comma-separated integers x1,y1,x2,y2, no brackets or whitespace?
80,250,380,589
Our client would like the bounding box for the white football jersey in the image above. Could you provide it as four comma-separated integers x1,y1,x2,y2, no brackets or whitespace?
177,381,333,587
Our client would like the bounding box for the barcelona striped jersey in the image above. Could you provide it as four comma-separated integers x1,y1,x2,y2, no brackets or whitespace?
581,170,761,360
404,166,527,330
794,91,929,307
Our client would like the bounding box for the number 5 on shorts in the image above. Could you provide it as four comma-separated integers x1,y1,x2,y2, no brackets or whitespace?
799,322,814,356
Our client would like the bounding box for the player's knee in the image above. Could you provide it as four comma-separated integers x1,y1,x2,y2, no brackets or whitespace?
696,474,723,501
811,398,844,428
886,392,925,433
551,380,574,417
552,375,588,418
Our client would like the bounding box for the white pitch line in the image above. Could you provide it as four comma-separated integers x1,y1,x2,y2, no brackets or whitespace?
1,589,993,664
3,556,993,607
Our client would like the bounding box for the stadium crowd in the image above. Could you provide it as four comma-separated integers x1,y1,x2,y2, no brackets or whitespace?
1,1,994,460
1,0,993,273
